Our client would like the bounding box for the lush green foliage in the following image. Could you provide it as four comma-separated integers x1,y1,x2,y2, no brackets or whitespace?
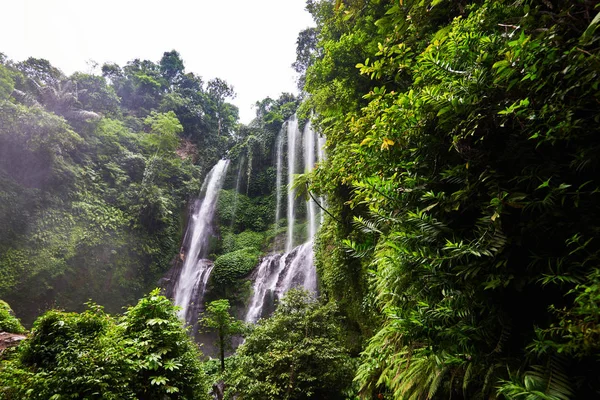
123,289,210,399
217,189,274,233
0,300,24,334
199,299,245,372
212,248,261,287
221,230,265,254
302,0,600,398
0,290,210,399
0,51,238,324
225,290,355,399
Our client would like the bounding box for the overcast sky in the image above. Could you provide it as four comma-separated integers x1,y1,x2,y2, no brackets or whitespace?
0,0,314,123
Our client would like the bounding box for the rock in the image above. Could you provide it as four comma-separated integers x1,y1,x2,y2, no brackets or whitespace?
0,331,27,352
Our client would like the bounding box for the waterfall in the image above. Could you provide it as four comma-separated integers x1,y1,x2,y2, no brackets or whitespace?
277,241,316,295
245,116,323,324
245,242,317,324
317,133,326,224
274,126,284,239
173,159,230,323
286,115,299,252
244,253,284,323
303,121,318,240
230,156,245,227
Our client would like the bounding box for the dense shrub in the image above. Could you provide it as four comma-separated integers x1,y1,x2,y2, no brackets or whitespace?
221,230,265,254
304,0,600,398
123,289,210,399
0,300,24,334
212,247,261,286
225,290,355,399
0,291,210,400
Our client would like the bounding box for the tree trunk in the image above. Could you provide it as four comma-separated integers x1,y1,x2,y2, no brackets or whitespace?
219,331,225,372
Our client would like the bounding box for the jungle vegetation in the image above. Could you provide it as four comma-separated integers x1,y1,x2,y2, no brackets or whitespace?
2,0,600,399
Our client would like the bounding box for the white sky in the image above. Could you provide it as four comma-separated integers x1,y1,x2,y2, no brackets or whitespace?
0,0,314,123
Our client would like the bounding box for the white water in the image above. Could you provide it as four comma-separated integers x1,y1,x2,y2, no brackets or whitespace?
245,242,316,324
286,116,299,252
244,253,284,323
277,241,316,295
230,156,245,228
303,121,318,240
173,159,230,321
245,116,323,324
274,126,284,235
317,133,326,224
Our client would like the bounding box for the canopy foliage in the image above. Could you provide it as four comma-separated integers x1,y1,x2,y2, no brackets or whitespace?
301,0,600,398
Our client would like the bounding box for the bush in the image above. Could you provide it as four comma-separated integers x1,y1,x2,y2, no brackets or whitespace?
0,300,24,333
221,230,264,254
0,291,211,400
123,289,210,399
225,290,355,399
212,248,261,286
15,305,135,399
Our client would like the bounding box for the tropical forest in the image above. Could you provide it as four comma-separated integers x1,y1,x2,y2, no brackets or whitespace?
1,0,600,399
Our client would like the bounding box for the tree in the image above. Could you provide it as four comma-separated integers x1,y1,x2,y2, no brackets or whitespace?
124,289,210,399
70,72,121,117
15,57,64,88
4,304,135,399
207,77,236,136
304,0,600,398
143,110,183,155
0,64,14,101
0,292,211,399
199,299,244,372
160,50,185,88
33,78,100,122
225,290,355,399
292,27,318,90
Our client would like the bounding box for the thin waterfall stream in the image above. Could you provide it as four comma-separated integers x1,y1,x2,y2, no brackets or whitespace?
274,126,284,231
286,115,299,252
304,120,318,240
172,159,230,325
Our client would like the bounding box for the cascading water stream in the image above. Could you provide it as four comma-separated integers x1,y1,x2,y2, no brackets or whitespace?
273,126,284,249
317,132,326,225
245,242,316,324
244,253,284,323
173,159,230,323
277,241,316,296
245,116,323,324
286,115,299,252
303,121,318,240
230,155,245,229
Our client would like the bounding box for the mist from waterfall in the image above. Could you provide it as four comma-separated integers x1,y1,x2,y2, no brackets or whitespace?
172,159,230,324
